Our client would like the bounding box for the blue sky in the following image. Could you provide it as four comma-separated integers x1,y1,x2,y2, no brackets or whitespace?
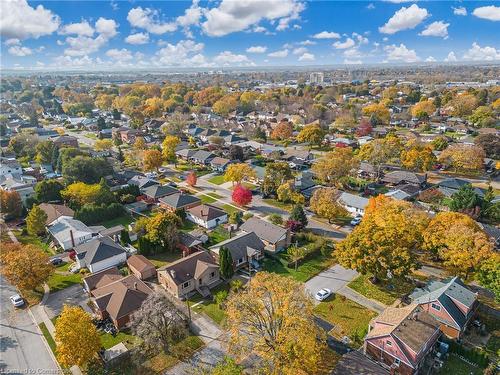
1,0,499,70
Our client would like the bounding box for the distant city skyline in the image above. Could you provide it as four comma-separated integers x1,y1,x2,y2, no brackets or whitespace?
1,0,500,71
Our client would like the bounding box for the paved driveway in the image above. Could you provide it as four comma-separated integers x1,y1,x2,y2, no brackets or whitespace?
305,264,358,302
42,284,89,319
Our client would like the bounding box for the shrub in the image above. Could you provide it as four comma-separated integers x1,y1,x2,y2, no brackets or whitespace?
75,203,125,225
230,279,243,292
214,290,229,308
242,212,253,221
268,213,283,226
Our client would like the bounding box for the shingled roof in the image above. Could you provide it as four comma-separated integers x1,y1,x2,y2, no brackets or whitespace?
240,217,288,245
75,236,127,266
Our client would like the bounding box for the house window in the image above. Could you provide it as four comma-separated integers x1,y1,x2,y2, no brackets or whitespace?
394,358,400,366
210,271,215,278
431,303,441,311
183,281,189,289
237,258,244,265
386,340,392,347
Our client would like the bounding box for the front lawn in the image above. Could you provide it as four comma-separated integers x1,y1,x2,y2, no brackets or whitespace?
221,204,242,215
190,283,230,325
438,354,484,375
206,192,223,199
98,214,134,229
347,274,415,306
198,194,217,204
39,322,57,355
262,252,335,283
313,294,376,347
208,175,225,185
262,198,292,212
100,330,140,350
12,230,54,255
47,272,82,293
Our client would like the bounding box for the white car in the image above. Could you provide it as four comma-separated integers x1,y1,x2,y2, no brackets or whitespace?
10,294,25,307
315,288,332,302
350,216,362,226
69,264,80,273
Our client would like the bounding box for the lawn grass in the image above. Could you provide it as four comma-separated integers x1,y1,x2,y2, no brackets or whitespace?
198,194,217,204
221,204,242,215
313,294,376,347
12,230,55,255
55,261,72,272
438,354,484,375
146,252,183,268
207,227,230,245
190,283,230,325
262,198,292,212
262,252,336,283
100,330,140,350
39,322,57,355
98,214,134,229
206,192,223,199
208,175,225,185
180,219,197,232
46,272,82,293
347,274,415,306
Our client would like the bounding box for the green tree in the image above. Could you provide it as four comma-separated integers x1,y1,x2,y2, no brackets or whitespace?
289,204,308,228
26,205,47,236
62,156,112,184
34,179,64,202
288,246,306,271
211,357,243,375
120,229,131,246
477,255,500,303
35,140,55,164
448,184,482,216
219,247,234,279
261,162,293,197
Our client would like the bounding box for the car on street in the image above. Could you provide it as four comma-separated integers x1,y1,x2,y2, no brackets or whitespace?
10,294,25,307
49,257,63,266
350,216,362,226
315,288,332,302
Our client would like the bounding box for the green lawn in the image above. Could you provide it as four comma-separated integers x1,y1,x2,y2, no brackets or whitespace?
262,198,292,212
206,192,223,199
198,194,217,204
313,294,376,347
207,227,230,245
39,322,57,354
180,219,197,232
100,330,140,350
47,272,82,293
208,175,225,185
262,252,336,283
146,252,183,268
12,230,55,255
98,214,134,229
190,284,230,325
221,204,242,215
56,261,72,272
347,274,415,306
438,354,484,375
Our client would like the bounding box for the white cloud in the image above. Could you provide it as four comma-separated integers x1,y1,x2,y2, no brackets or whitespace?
352,32,369,44
127,7,177,34
64,18,118,56
0,0,60,40
59,21,94,37
343,48,363,58
452,6,467,16
384,0,416,3
293,47,308,55
425,56,436,62
367,3,375,10
52,55,99,69
5,38,20,46
154,39,207,66
384,43,419,62
213,51,254,66
125,32,150,45
333,38,355,49
246,45,267,53
298,52,315,61
444,51,457,62
110,1,119,11
253,26,267,33
177,0,202,27
379,4,429,34
419,21,449,38
95,17,118,38
463,42,500,61
472,6,500,21
268,49,289,58
344,59,362,64
106,48,133,61
299,39,316,45
202,0,305,37
312,31,340,39
8,44,32,56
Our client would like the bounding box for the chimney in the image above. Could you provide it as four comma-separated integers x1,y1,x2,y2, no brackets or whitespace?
201,209,205,217
134,282,138,290
170,270,176,279
70,229,75,248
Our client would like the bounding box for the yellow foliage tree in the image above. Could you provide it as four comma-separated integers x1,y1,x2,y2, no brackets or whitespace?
162,135,181,162
144,97,165,117
296,122,325,147
55,305,101,368
411,100,436,118
310,188,348,223
362,103,390,124
312,147,359,187
271,121,293,140
276,181,305,204
224,163,256,185
26,204,47,236
94,139,113,152
438,144,485,172
133,136,146,150
143,149,163,172
400,141,436,172
451,93,478,117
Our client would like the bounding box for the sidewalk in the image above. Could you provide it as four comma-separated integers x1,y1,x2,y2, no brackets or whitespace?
337,286,386,314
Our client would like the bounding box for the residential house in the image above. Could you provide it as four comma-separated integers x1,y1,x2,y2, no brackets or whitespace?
209,232,265,272
47,216,96,251
175,148,197,161
127,254,157,280
159,193,201,212
240,217,291,253
186,204,228,229
382,171,426,187
158,251,220,298
128,176,159,192
408,277,478,339
53,135,79,148
0,158,22,177
338,192,369,216
358,162,378,179
210,157,231,172
142,184,179,202
178,232,204,255
39,203,74,225
333,351,389,375
479,223,500,250
0,175,36,204
75,236,128,273
191,150,215,165
436,178,484,198
90,274,153,329
82,267,122,293
364,304,441,375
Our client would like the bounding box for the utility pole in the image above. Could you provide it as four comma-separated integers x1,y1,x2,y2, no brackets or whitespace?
186,297,192,322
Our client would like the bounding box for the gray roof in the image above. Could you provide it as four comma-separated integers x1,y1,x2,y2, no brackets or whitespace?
128,176,159,189
75,236,127,266
159,193,201,209
240,217,288,245
338,192,369,210
143,184,179,199
209,232,264,261
383,171,426,185
333,351,389,375
191,150,215,162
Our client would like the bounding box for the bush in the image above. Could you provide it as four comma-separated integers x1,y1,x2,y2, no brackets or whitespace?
268,213,283,226
242,212,253,221
230,279,243,292
75,203,125,225
214,290,228,308
229,211,243,225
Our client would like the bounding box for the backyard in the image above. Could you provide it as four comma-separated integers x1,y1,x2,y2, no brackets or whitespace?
100,330,140,350
438,354,484,375
46,271,82,293
12,229,55,255
189,283,230,325
98,214,135,229
347,274,415,305
146,252,183,268
207,174,225,185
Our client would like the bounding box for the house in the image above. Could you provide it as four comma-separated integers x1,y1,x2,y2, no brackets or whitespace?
82,267,122,293
178,232,204,255
479,223,500,249
210,157,231,172
75,236,128,273
191,150,215,165
142,184,179,202
209,232,265,271
0,158,22,177
333,351,389,375
338,192,369,216
408,277,478,339
159,193,201,211
436,178,485,198
128,176,159,192
127,254,156,280
364,304,441,375
39,203,74,225
53,135,78,148
186,204,228,229
47,216,95,250
240,217,291,253
0,175,36,204
157,251,220,298
358,162,378,179
90,274,153,329
175,148,197,161
382,171,426,187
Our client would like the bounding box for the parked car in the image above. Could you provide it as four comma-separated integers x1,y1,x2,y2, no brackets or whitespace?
49,257,63,266
69,264,80,273
350,216,362,226
10,294,25,308
315,288,332,302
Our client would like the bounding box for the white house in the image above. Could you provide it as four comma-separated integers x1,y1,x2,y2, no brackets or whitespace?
186,204,228,229
338,192,369,216
47,216,95,251
0,158,22,177
75,236,128,273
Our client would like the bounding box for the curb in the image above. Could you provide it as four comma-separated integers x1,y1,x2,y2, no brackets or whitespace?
27,307,62,372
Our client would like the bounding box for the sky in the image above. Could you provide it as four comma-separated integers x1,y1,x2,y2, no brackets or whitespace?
0,0,499,71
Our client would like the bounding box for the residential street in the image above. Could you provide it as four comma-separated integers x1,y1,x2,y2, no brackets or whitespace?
0,276,58,373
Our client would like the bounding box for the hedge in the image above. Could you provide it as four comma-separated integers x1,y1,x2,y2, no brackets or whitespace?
75,203,125,225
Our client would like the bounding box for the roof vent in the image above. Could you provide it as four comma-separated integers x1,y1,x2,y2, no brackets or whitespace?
170,270,176,279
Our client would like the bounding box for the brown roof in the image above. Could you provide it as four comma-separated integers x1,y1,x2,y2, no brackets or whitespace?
39,203,74,225
187,204,227,221
127,254,156,273
333,351,389,375
158,251,217,285
83,267,122,291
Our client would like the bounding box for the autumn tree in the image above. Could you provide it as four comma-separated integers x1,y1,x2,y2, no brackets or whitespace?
450,93,478,117
232,184,252,207
312,147,359,187
362,103,390,124
288,246,306,271
432,136,449,151
144,211,181,252
224,163,256,185
356,118,373,136
26,205,47,236
162,135,180,163
186,171,197,187
439,144,485,173
131,292,187,355
423,212,493,278
225,272,327,374
411,100,436,119
35,140,55,164
144,97,165,117
271,120,293,140
94,139,113,152
475,133,500,159
219,247,234,279
289,204,308,229
61,181,115,209
0,190,23,218
310,188,348,223
336,195,429,281
133,136,146,150
477,255,500,302
261,162,293,197
55,305,101,368
357,135,403,178
0,243,53,291
400,140,436,172
296,122,325,147
143,149,163,172
276,181,304,204
469,106,495,128
213,94,239,116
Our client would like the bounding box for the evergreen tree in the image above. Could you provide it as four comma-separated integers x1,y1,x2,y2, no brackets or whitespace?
51,145,59,170
117,147,124,162
112,108,121,120
97,116,106,130
219,247,234,279
120,229,131,246
290,204,308,228
449,184,482,212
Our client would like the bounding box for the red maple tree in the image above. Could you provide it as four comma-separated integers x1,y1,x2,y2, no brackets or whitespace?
232,184,252,206
356,118,373,136
186,171,197,187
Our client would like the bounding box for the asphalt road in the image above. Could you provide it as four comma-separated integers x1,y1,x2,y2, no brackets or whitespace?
0,276,58,373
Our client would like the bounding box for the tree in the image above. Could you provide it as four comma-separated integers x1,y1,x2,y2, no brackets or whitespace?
228,145,244,162
356,118,373,136
423,212,493,278
96,116,106,130
271,120,293,140
62,156,112,184
400,141,436,172
34,179,64,203
94,139,113,152
0,243,53,291
439,144,485,173
232,184,252,207
310,188,348,223
358,135,403,179
186,171,197,187
448,184,482,217
225,272,327,374
276,181,304,204
162,135,180,163
143,149,163,172
432,136,449,151
289,204,308,228
26,205,47,236
224,163,256,185
219,247,234,279
312,148,359,187
451,93,478,117
211,357,243,375
477,255,500,303
144,211,181,251
475,133,500,159
411,100,436,119
35,140,55,164
261,162,293,197
469,106,495,127
268,213,283,226
131,292,187,355
0,190,23,218
55,306,101,368
134,136,146,150
288,246,306,271
120,229,131,246
296,122,325,147
362,103,390,124
336,195,429,281
61,181,115,209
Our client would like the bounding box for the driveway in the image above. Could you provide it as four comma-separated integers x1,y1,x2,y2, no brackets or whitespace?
305,264,358,301
41,284,89,320
0,276,58,373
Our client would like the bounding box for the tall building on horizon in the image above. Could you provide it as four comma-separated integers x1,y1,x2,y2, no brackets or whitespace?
309,72,324,85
